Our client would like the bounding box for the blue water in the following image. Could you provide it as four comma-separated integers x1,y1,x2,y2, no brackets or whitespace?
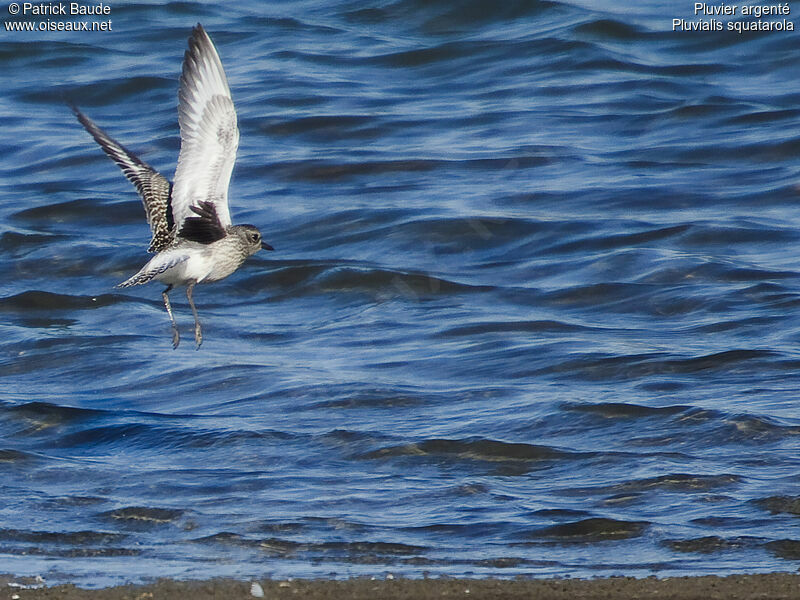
2,0,800,588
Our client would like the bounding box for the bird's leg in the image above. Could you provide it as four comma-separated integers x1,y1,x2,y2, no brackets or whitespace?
186,282,202,349
162,284,180,349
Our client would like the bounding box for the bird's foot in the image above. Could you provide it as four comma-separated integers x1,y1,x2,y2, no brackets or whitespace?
171,325,180,349
194,323,202,350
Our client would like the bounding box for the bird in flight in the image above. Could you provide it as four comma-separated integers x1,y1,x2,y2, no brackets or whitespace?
72,24,273,349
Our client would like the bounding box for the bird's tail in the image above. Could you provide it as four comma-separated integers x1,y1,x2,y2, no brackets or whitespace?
116,273,149,288
116,254,190,288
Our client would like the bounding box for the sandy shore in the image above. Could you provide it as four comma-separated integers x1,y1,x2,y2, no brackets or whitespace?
5,574,800,600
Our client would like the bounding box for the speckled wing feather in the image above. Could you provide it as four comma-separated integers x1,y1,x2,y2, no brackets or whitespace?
71,105,174,253
171,24,238,232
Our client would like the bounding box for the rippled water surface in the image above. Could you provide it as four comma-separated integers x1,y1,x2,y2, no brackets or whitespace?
3,0,800,587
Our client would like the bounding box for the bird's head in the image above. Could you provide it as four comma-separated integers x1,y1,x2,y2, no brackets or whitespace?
236,225,274,256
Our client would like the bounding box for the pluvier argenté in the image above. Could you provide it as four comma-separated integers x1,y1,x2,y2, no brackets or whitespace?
72,24,273,349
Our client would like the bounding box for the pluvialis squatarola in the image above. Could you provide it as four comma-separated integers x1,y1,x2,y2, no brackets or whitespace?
72,24,273,349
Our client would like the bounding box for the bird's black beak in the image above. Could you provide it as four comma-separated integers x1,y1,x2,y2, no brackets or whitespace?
261,242,274,251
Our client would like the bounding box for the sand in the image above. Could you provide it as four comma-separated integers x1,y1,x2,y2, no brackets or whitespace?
4,574,800,600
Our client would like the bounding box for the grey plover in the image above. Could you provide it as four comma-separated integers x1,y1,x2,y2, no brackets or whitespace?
72,24,273,348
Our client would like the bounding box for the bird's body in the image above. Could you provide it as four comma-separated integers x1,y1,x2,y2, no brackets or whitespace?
117,217,265,288
72,24,272,348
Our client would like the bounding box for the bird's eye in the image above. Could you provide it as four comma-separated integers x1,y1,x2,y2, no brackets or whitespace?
251,233,260,242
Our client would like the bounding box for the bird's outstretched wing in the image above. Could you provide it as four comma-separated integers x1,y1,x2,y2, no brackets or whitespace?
71,104,174,253
171,23,238,232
